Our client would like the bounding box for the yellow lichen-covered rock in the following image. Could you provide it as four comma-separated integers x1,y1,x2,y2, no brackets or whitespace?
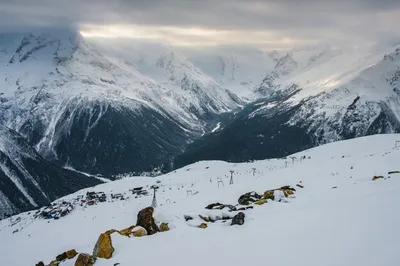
74,253,96,266
66,249,78,259
199,215,212,222
254,199,267,205
92,231,115,259
118,225,136,237
132,226,148,237
199,223,208,229
283,189,294,196
160,223,169,232
263,190,275,201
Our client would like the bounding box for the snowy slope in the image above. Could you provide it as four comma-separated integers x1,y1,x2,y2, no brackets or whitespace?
0,125,102,219
1,134,400,266
0,31,242,176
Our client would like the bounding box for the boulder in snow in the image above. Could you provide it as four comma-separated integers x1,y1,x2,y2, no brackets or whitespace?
231,212,245,226
198,223,208,229
92,230,116,259
75,253,96,266
160,223,170,232
136,207,159,235
372,175,385,181
118,225,137,237
56,252,67,262
238,192,262,205
263,190,275,200
132,226,148,237
254,199,267,205
66,249,78,259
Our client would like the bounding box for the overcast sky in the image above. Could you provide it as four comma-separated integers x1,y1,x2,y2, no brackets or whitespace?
0,0,399,49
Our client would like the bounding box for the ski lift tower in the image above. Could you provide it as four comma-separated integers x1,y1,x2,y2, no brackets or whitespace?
229,170,235,185
252,168,257,176
150,185,160,208
395,141,400,149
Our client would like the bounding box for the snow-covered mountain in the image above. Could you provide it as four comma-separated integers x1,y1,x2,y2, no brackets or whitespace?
90,40,277,100
0,125,102,219
1,134,399,266
175,44,400,166
0,31,242,176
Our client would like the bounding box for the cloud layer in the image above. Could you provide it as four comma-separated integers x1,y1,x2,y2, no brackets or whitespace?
1,0,399,48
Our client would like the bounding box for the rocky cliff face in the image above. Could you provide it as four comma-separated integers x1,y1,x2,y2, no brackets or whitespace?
0,125,102,219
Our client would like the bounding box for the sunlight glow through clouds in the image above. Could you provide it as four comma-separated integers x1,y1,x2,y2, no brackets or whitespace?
80,24,315,48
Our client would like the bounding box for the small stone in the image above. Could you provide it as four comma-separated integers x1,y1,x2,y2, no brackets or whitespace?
160,223,169,232
74,253,96,266
66,249,78,259
132,226,147,237
56,252,67,262
118,225,136,237
231,212,245,226
296,184,304,188
238,191,262,205
199,223,208,229
36,262,45,266
254,199,267,205
263,190,275,200
283,189,294,197
372,176,384,181
184,215,193,221
199,215,213,222
205,203,224,209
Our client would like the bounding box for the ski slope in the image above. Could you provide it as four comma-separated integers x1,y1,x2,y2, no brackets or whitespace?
1,134,400,266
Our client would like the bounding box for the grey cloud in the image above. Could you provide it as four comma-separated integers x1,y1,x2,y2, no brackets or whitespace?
0,0,399,46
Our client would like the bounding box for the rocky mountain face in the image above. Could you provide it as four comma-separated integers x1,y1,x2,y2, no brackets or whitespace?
0,31,242,177
174,46,400,168
0,125,102,219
